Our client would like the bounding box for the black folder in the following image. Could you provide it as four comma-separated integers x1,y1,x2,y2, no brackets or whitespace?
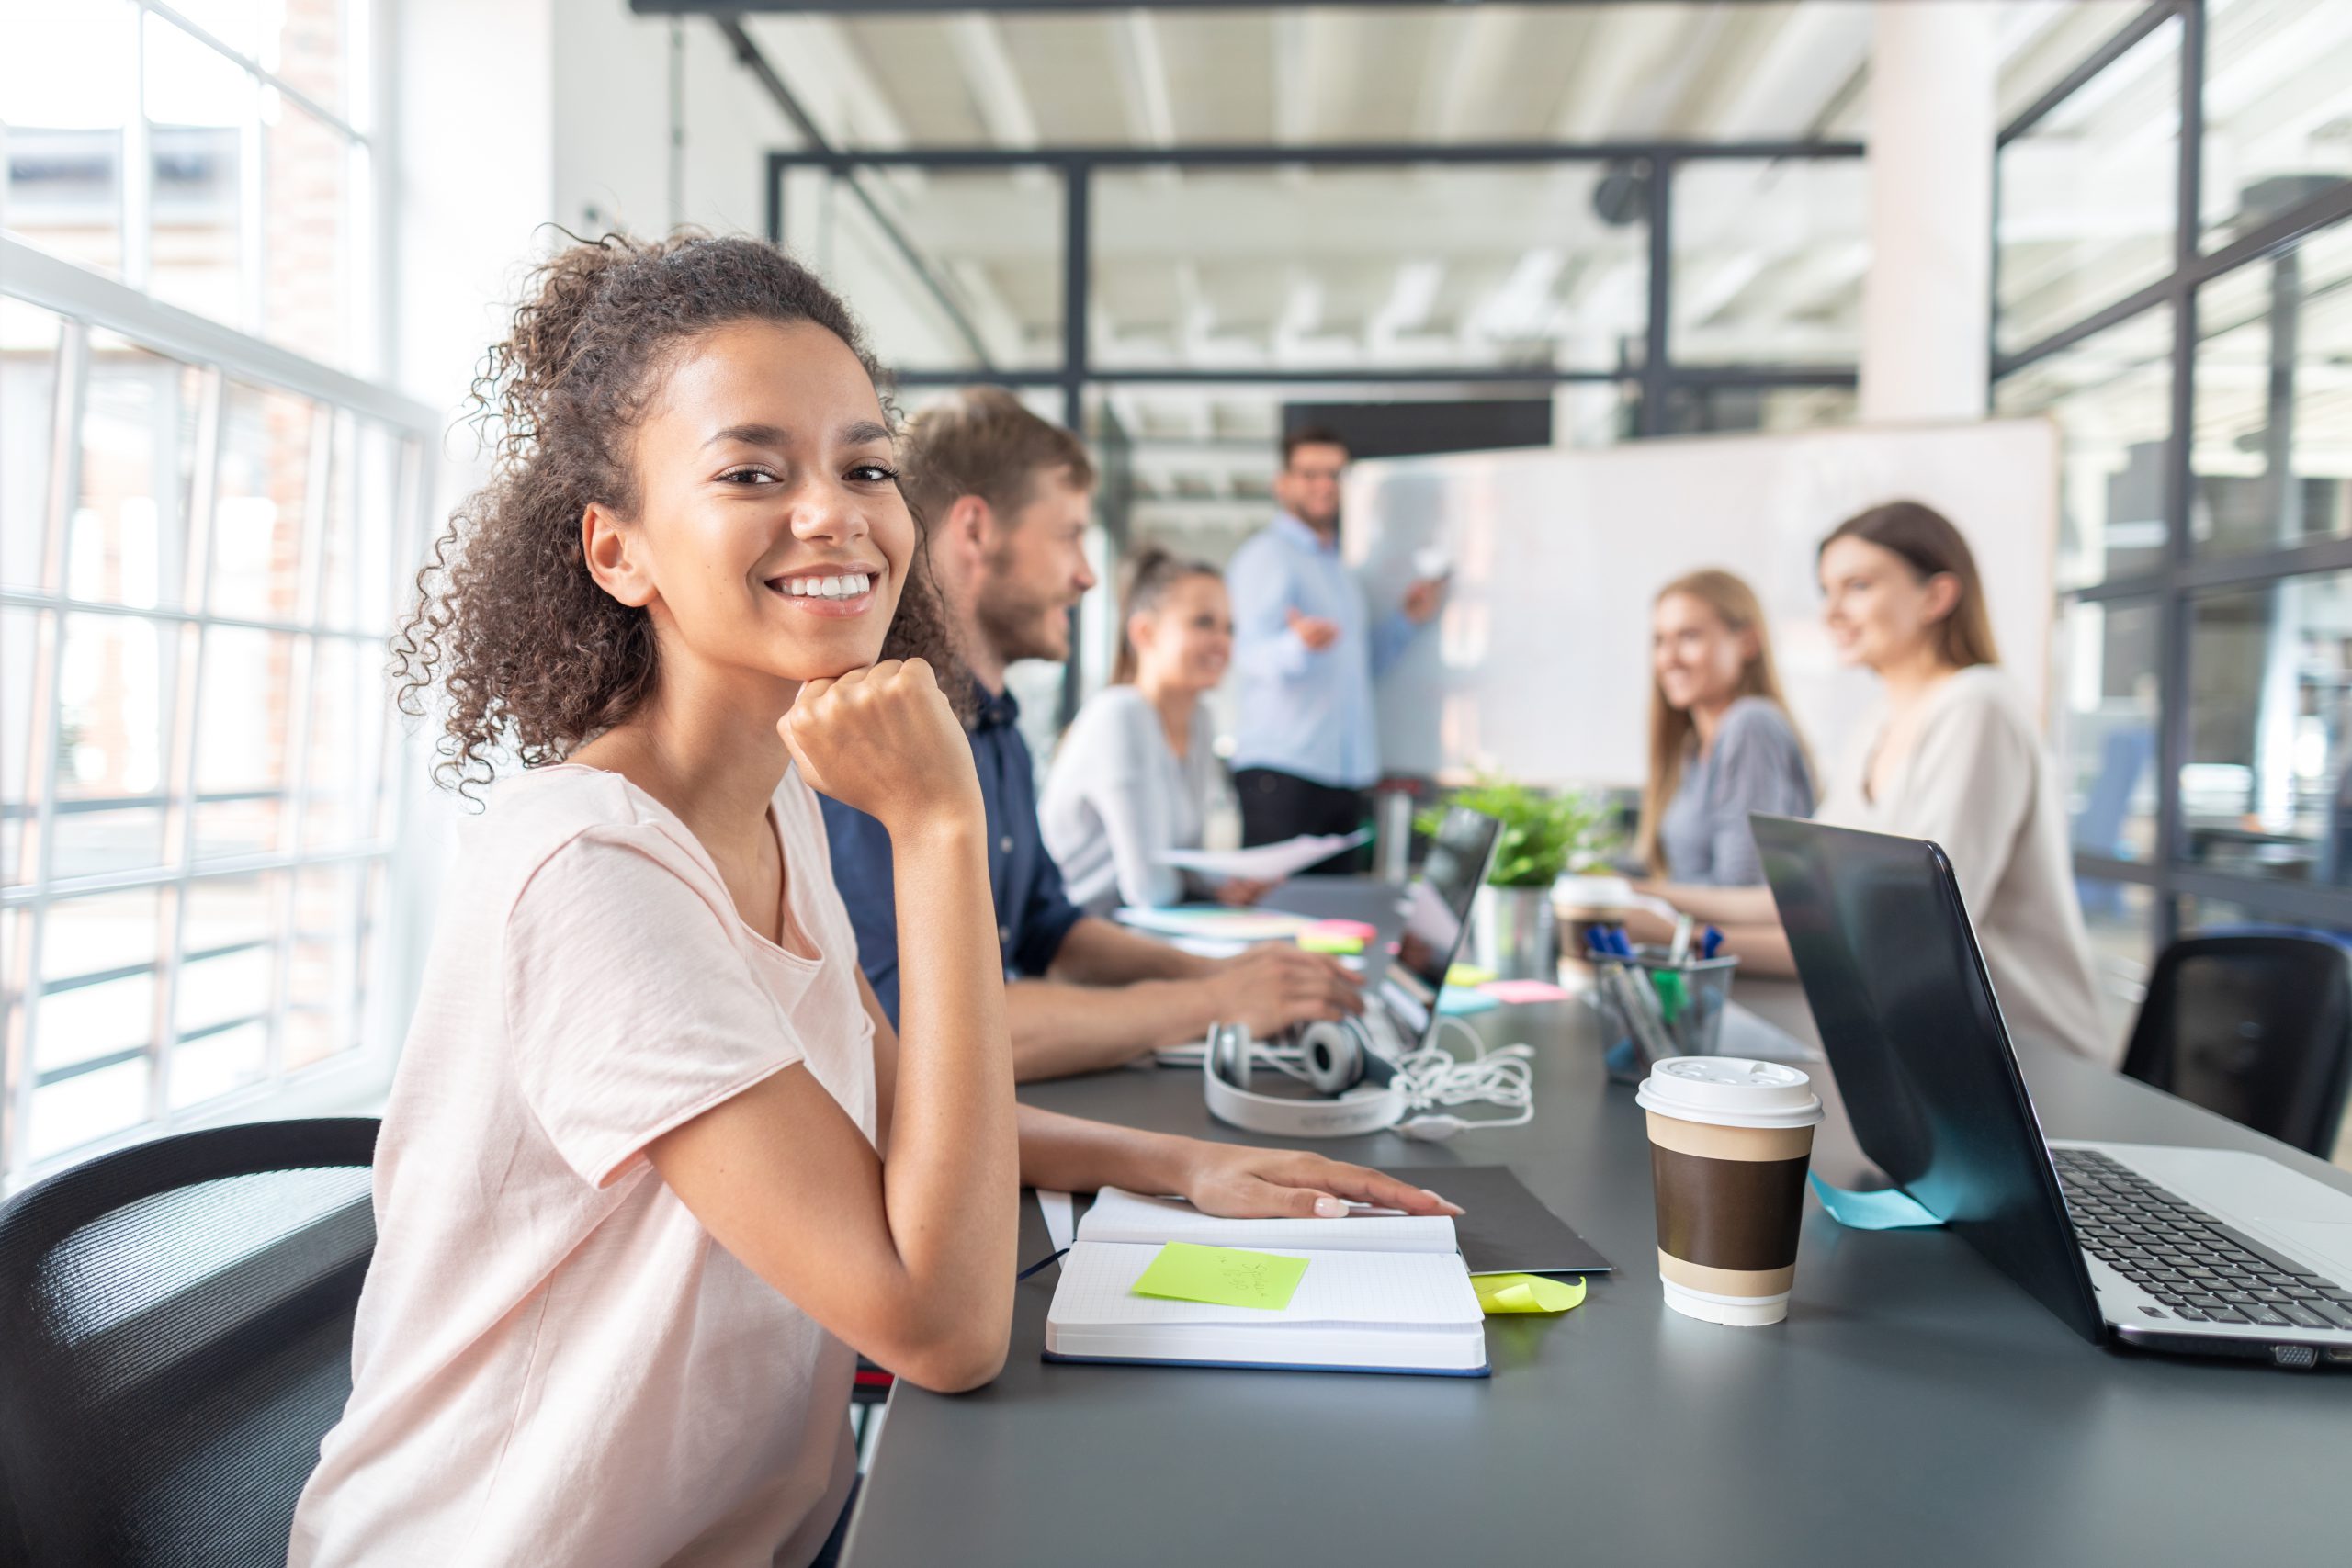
1383,1165,1613,1276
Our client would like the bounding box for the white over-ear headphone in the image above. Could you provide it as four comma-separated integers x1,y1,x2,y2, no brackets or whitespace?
1203,1018,1535,1142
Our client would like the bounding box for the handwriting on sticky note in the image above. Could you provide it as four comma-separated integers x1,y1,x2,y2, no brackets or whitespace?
1473,1273,1587,1314
1132,1242,1309,1311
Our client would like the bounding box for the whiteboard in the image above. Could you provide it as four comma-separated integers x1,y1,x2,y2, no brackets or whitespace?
1343,418,2061,790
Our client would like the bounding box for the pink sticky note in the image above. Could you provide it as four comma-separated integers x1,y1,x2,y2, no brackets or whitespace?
1482,979,1572,1005
1308,919,1377,942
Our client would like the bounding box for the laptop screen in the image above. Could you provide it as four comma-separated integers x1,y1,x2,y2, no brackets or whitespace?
1374,805,1501,1051
1750,813,2105,1344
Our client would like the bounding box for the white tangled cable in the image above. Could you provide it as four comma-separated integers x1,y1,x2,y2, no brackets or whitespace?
1390,1015,1535,1139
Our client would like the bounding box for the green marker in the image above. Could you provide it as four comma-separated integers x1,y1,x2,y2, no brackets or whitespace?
1651,968,1686,1028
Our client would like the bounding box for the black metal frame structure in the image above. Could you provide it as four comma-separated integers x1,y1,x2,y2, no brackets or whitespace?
1993,0,2352,946
729,12,1863,436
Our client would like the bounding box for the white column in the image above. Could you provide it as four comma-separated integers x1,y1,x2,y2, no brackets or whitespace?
1860,1,1996,423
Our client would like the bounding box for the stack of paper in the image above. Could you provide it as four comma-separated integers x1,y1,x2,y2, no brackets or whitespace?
1110,907,1317,944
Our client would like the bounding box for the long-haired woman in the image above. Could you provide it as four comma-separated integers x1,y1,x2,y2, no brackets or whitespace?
288,234,1453,1568
1041,546,1260,914
1634,569,1813,888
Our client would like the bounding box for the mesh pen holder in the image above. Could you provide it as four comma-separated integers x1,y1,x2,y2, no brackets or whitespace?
1593,945,1740,1082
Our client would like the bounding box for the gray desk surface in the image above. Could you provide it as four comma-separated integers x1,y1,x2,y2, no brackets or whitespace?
841,881,2346,1568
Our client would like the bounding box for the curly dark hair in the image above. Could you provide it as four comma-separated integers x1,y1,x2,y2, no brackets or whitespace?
392,231,967,795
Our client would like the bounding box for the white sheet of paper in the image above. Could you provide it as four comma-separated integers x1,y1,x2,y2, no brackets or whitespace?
1157,829,1371,883
1037,1190,1077,1256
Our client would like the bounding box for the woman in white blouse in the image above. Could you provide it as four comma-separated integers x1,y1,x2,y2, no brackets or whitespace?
1646,501,2105,1059
1042,547,1261,915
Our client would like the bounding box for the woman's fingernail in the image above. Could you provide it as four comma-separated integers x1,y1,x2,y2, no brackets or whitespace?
1314,1196,1349,1218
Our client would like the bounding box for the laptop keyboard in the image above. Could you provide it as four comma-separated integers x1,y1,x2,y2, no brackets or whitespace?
2050,1147,2352,1333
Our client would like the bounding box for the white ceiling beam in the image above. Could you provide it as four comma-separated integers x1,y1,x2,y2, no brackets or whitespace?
1673,252,1773,333
1702,4,1872,141
1110,10,1179,147
1370,261,1445,345
1271,9,1353,145
1553,6,1721,141
1414,6,1525,143
741,16,910,150
944,14,1041,150
1735,242,1872,335
1466,248,1566,344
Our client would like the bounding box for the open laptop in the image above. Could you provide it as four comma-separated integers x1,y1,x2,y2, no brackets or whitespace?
1753,814,2352,1367
1356,804,1502,1064
1155,804,1501,1069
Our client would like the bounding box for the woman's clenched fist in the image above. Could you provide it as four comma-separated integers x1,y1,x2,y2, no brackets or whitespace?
780,660,982,838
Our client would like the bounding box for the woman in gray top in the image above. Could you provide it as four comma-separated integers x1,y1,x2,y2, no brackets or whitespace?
1635,569,1815,887
1042,548,1259,915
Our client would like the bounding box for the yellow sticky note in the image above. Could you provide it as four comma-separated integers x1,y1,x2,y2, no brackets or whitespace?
1132,1243,1309,1312
1447,963,1498,987
1473,1273,1587,1315
1299,931,1364,954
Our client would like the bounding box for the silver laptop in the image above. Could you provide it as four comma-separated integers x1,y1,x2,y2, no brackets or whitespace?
1754,814,2352,1367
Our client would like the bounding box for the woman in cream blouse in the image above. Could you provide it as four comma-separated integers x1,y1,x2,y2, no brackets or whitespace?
1645,501,2105,1059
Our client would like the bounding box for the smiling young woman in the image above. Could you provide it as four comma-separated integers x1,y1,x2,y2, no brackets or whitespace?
1041,547,1254,915
287,234,1453,1568
1633,569,1814,889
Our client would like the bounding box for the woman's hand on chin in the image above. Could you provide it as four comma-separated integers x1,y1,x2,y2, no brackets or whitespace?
779,659,981,838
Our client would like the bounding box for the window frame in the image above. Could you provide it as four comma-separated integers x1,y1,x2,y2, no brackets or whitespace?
1,226,431,1187
1993,0,2352,964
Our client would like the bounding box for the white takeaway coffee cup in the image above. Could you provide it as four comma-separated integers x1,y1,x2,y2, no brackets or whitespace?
1635,1056,1826,1327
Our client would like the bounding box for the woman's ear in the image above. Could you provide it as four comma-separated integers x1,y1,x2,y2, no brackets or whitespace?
1920,570,1962,626
582,502,654,608
1126,610,1157,661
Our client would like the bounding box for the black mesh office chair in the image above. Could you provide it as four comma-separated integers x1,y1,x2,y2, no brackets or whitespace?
0,1118,378,1567
2121,934,2352,1158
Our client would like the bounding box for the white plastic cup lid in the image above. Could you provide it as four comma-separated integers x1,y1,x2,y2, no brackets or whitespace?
1635,1056,1824,1130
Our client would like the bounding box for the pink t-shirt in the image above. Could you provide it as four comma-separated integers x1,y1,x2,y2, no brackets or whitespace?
289,764,875,1568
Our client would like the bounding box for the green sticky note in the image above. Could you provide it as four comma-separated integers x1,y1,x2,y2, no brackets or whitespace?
1473,1272,1587,1315
1132,1242,1309,1311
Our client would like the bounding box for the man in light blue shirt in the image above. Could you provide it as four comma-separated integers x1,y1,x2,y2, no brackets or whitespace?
1227,426,1443,869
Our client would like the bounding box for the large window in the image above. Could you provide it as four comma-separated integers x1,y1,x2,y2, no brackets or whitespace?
1995,0,2352,1027
1,1,426,1185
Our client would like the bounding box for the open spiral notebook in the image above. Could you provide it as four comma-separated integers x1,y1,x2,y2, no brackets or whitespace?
1042,1189,1489,1377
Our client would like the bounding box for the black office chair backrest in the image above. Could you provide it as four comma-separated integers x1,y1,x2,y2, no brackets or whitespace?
0,1118,379,1567
2121,934,2352,1157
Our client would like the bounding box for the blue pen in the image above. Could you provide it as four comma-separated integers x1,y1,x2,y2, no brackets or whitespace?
1701,926,1724,960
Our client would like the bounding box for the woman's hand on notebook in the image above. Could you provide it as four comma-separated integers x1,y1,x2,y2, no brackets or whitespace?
1171,1145,1463,1221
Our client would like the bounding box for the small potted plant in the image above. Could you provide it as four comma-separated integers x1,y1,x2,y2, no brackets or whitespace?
1419,776,1617,979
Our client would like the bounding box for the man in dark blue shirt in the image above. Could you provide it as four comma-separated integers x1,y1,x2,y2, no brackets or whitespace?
823,389,1360,1080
